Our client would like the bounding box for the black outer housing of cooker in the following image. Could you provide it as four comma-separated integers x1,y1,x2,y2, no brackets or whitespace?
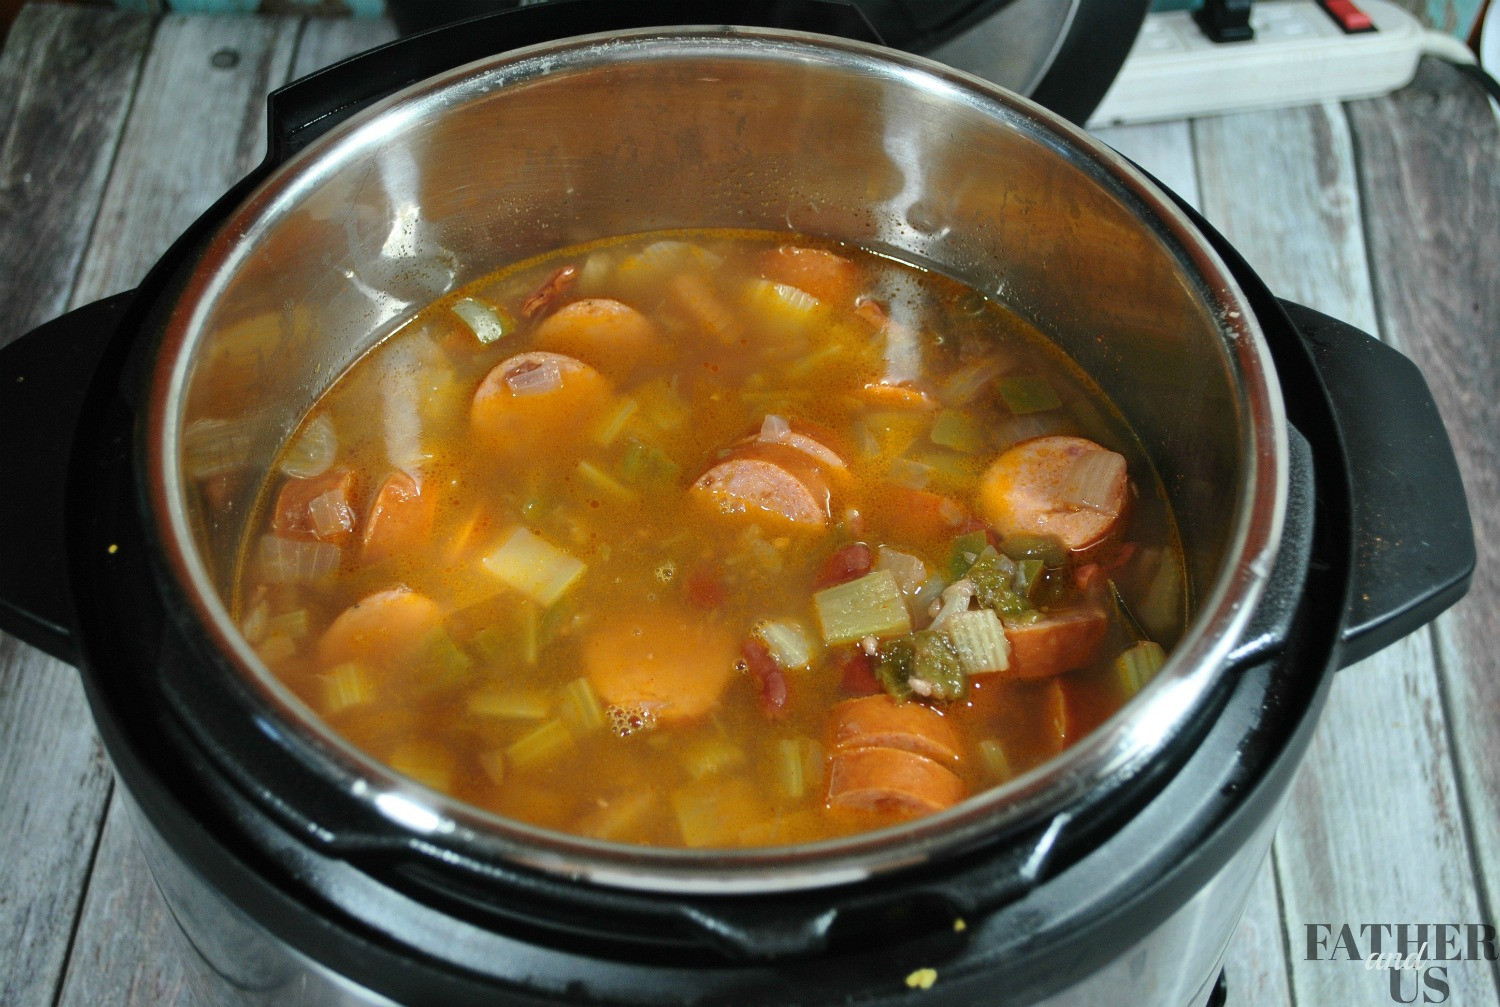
0,4,1475,1006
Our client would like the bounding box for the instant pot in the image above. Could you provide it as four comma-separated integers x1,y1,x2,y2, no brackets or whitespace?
0,3,1474,1005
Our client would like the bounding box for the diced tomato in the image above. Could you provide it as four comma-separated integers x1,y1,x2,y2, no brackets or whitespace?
815,542,874,589
741,638,789,718
835,647,882,697
686,565,727,611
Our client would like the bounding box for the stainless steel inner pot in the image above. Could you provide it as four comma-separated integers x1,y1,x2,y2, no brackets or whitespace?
145,26,1286,893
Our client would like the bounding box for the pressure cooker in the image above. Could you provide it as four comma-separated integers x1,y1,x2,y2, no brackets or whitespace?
0,3,1473,1005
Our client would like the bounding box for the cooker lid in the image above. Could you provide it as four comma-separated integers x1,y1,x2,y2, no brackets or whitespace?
142,27,1286,893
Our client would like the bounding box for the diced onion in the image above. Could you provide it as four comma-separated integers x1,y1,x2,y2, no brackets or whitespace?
757,414,846,469
258,535,340,583
451,296,510,344
888,457,933,490
927,579,976,631
754,618,818,670
278,415,336,479
307,489,355,539
876,546,929,598
505,360,563,397
1060,449,1126,515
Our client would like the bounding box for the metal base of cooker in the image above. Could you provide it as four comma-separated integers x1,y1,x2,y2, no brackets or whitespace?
123,783,1283,1007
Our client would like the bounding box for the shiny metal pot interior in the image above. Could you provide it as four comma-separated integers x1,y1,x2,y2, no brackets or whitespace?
145,26,1286,892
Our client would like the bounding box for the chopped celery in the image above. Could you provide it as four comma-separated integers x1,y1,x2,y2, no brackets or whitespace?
413,627,473,688
913,449,976,486
322,662,374,714
468,687,552,720
478,749,507,788
998,375,1062,415
506,718,574,770
264,609,309,640
864,410,927,458
518,601,540,665
680,734,747,780
978,739,1013,782
591,397,639,447
877,630,967,703
946,530,991,580
576,460,637,503
999,534,1068,568
1114,641,1166,696
619,438,682,488
256,634,297,664
930,409,987,454
576,791,658,841
634,378,691,431
755,618,818,670
481,527,586,608
813,570,911,646
1138,554,1184,640
786,342,844,380
944,609,1011,674
671,777,765,847
387,741,455,790
888,456,934,490
451,296,512,344
560,676,607,733
774,737,822,799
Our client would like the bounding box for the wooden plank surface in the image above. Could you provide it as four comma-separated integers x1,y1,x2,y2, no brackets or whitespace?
0,9,150,1007
39,15,403,1006
1195,100,1499,1007
1094,118,1298,1007
1349,57,1500,986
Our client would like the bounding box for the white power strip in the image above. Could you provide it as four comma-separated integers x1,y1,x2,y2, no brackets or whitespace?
1086,0,1425,127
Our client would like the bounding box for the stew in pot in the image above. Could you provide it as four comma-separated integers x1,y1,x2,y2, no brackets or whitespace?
228,230,1186,847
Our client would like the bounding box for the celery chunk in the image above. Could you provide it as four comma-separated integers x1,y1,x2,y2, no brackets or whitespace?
1114,641,1166,696
481,527,586,608
944,609,1011,674
813,570,911,645
754,618,818,670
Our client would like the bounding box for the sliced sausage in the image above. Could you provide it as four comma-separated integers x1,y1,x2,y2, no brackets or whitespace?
362,471,437,563
826,746,965,816
318,588,443,669
690,442,834,529
583,604,737,724
471,351,613,457
758,245,862,305
830,694,962,764
273,468,358,546
531,298,660,374
1001,605,1109,680
977,435,1129,557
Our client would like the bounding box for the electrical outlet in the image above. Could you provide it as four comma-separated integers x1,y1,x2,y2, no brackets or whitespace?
1086,0,1425,127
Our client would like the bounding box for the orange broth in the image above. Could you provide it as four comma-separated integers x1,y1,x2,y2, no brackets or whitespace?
234,230,1185,848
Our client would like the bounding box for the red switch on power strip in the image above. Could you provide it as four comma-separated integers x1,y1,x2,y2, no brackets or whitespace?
1317,0,1376,33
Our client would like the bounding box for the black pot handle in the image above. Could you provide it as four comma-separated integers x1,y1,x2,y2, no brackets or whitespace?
265,0,883,165
1279,300,1475,668
0,291,136,665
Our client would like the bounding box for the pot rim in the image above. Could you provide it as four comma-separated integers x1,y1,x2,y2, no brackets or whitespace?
144,25,1288,894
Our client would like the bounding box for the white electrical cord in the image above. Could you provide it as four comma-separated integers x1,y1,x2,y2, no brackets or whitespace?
1421,28,1478,64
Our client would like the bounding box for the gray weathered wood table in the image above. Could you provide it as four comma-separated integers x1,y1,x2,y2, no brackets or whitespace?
1,5,1496,1005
